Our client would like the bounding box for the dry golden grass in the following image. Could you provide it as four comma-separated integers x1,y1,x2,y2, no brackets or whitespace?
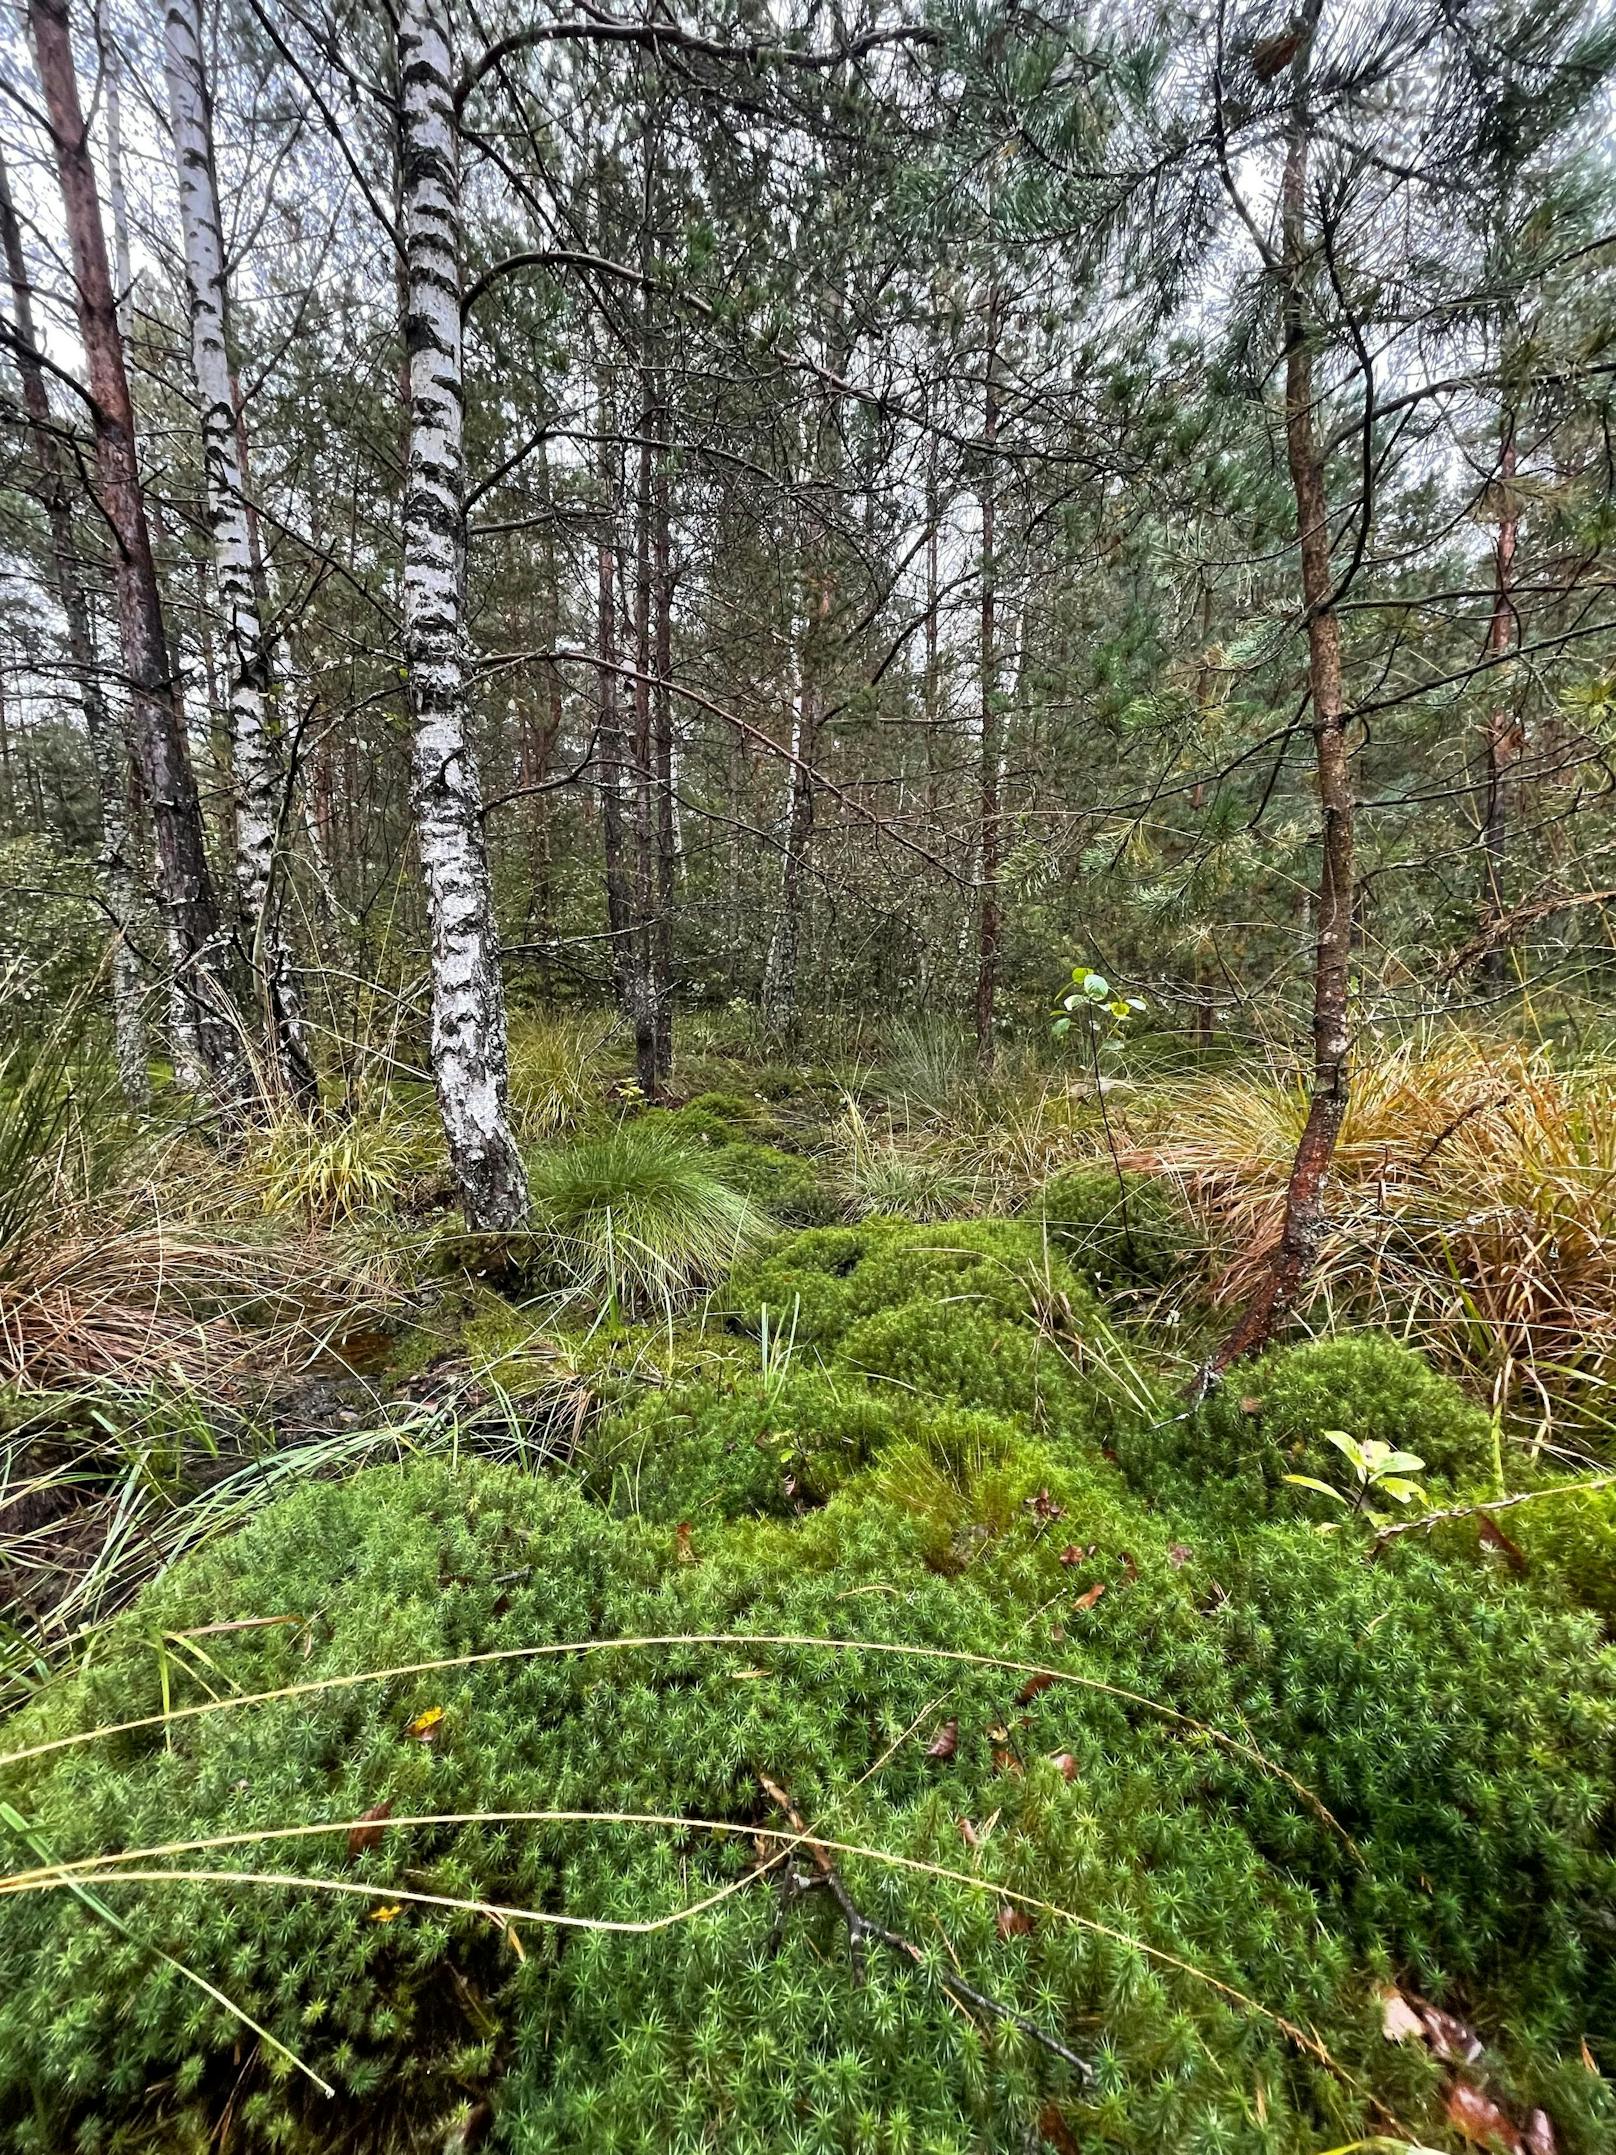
1136,1031,1616,1436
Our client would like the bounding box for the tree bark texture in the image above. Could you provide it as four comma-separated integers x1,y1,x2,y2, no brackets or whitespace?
164,0,316,1104
1217,0,1354,1369
397,0,528,1229
0,136,148,1106
28,0,243,1101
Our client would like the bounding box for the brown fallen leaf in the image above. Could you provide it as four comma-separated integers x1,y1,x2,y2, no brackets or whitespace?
1027,1487,1065,1521
1478,1513,1529,1574
1016,1671,1057,1705
1058,1544,1084,1567
1047,1750,1078,1782
1037,2100,1079,2153
347,1800,393,1858
674,1521,698,1563
958,1816,984,1850
404,1706,444,1743
1523,2109,1557,2155
1119,1551,1139,1586
995,1903,1033,1940
925,1717,959,1760
1447,2079,1525,2154
1073,1581,1107,1612
1422,2002,1484,2065
991,1744,1024,1778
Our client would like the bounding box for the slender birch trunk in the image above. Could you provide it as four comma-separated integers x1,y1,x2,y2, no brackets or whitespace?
762,596,823,1038
596,377,632,1006
27,0,244,1102
0,139,149,1105
396,0,527,1229
163,0,316,1104
1216,0,1354,1369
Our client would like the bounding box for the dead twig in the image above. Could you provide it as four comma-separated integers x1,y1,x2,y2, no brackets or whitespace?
758,1774,1093,2080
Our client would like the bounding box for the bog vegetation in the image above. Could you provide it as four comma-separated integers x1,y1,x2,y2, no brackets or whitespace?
1,2,1615,2153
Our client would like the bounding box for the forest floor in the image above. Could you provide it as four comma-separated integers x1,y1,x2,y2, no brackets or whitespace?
1,1012,1613,2155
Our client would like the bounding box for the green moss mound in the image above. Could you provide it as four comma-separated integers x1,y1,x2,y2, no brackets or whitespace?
3,1448,1613,2155
1121,1331,1498,1514
647,1100,839,1226
1037,1164,1198,1288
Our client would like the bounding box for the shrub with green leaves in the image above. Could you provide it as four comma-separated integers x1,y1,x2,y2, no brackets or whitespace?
2,1452,1613,2155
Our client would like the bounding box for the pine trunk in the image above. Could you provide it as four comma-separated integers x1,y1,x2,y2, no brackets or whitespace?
163,0,316,1105
1216,3,1353,1370
28,0,243,1103
0,137,148,1106
974,288,1001,1073
1479,415,1520,995
396,0,527,1230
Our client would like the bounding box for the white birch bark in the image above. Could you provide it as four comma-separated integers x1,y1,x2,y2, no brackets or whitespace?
164,0,315,1104
397,0,528,1229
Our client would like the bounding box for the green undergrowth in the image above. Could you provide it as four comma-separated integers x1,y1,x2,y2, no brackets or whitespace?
3,1218,1614,2154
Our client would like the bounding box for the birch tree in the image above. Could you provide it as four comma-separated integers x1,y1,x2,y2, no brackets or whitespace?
396,0,528,1228
26,0,244,1102
163,0,317,1105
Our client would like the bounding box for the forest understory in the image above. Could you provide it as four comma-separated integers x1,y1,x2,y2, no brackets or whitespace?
3,0,1616,2147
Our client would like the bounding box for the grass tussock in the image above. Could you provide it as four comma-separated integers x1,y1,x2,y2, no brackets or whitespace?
1139,1030,1616,1433
507,1012,615,1135
527,1121,769,1314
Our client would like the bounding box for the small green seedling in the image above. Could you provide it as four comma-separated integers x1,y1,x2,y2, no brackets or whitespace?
1285,1430,1427,1522
1051,963,1146,1041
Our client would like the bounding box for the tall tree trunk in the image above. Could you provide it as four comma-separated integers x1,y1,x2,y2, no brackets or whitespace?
1479,412,1520,996
28,0,243,1101
974,286,1001,1073
1216,1,1353,1370
629,351,661,1097
0,137,148,1105
762,593,822,1038
163,0,316,1104
653,421,676,1083
396,0,527,1229
596,378,632,1008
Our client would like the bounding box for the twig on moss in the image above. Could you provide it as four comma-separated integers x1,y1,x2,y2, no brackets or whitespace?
759,1774,1094,2079
1369,1473,1615,1555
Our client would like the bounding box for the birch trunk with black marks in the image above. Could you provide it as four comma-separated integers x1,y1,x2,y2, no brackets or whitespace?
0,137,148,1105
163,0,316,1105
28,0,244,1102
761,596,823,1038
1216,1,1354,1369
596,377,632,1006
396,0,527,1229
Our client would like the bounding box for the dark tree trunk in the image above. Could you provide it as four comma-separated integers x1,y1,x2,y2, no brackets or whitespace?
1479,414,1520,996
28,0,243,1102
0,135,148,1105
1216,1,1354,1371
974,286,1001,1073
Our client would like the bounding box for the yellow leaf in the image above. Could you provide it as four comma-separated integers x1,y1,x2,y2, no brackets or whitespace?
369,1904,403,1924
404,1706,444,1741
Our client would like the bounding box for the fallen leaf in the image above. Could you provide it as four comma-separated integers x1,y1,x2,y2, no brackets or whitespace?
1037,2100,1079,2153
674,1522,698,1563
1380,1986,1425,2044
1240,1395,1264,1415
926,1717,959,1760
1028,1487,1065,1521
1016,1671,1057,1705
347,1801,393,1859
1118,1550,1139,1585
1523,2110,1556,2155
995,1903,1033,1940
1047,1750,1078,1782
1058,1544,1084,1567
1447,2080,1524,2154
404,1706,444,1743
1422,2002,1484,2065
1073,1581,1107,1612
369,1904,403,1924
991,1745,1024,1778
1478,1513,1528,1574
958,1816,984,1850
